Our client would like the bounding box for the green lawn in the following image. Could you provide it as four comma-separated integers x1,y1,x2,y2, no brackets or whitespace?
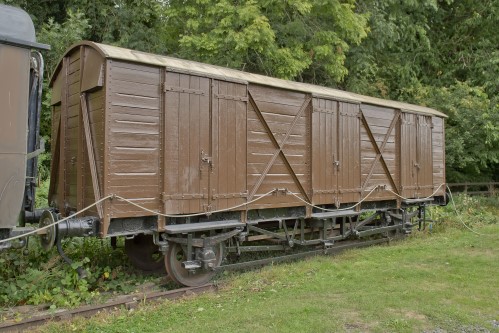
38,224,499,333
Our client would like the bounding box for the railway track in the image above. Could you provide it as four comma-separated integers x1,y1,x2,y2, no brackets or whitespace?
0,237,393,332
0,284,215,333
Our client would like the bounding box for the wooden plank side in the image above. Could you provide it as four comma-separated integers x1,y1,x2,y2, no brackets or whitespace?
359,104,400,200
235,84,248,207
432,117,445,195
58,57,69,213
247,85,311,208
107,62,161,219
163,72,180,212
176,74,190,213
188,75,201,212
250,85,307,107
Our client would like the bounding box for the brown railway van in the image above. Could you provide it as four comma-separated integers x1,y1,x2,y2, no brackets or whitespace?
46,41,446,286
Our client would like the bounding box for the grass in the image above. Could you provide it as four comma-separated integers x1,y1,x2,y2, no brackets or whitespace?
36,222,499,333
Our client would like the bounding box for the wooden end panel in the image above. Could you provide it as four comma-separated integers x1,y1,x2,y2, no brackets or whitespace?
432,117,445,196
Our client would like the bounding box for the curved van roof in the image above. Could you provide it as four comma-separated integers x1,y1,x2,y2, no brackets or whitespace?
52,41,446,118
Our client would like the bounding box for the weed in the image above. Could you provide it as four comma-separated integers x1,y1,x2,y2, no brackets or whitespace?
0,237,158,309
428,194,498,233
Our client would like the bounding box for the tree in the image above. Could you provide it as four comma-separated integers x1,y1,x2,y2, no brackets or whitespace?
402,82,499,182
162,0,369,84
343,0,499,181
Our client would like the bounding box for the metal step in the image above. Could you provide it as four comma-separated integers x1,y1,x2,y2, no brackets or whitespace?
311,209,359,219
402,198,434,204
164,220,243,234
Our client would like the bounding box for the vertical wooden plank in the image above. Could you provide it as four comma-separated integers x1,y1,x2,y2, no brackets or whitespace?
310,98,320,203
199,77,210,211
226,82,237,208
76,47,84,214
325,101,331,199
164,72,180,212
210,80,219,211
319,110,326,201
80,93,103,218
219,81,228,210
158,67,166,230
442,119,446,191
58,57,69,214
99,59,111,236
311,99,319,202
178,74,190,213
333,101,339,204
189,75,201,212
396,111,402,199
235,83,247,206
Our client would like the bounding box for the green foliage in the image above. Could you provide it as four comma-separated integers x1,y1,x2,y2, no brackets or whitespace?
402,82,499,181
429,194,499,233
164,0,368,83
0,238,157,308
68,0,165,53
344,0,440,98
426,0,499,98
35,177,50,208
37,10,90,80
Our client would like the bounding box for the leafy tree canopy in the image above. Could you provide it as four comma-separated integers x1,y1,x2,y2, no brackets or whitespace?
163,0,369,85
1,0,497,182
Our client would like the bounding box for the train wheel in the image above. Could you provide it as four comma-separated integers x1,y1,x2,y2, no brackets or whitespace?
165,242,223,287
125,234,165,273
39,210,57,251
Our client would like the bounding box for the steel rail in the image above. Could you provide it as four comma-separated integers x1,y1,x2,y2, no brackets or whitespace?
0,284,215,333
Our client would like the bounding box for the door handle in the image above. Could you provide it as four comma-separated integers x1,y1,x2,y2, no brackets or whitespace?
200,150,214,171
